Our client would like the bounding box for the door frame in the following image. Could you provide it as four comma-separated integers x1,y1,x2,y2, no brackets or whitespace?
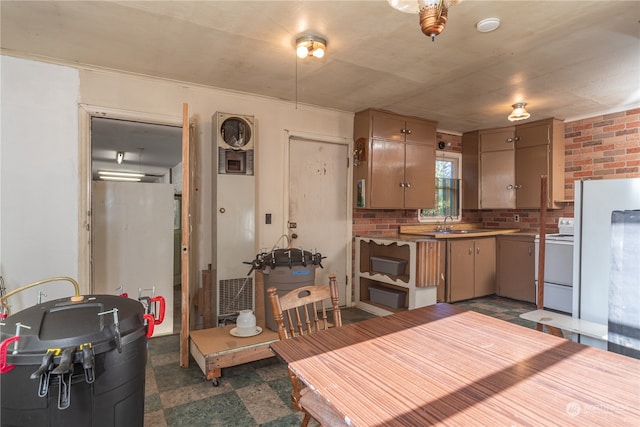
78,104,183,292
283,129,353,307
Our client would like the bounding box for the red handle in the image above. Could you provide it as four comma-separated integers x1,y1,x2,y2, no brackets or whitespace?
119,292,128,298
143,314,155,338
150,296,165,325
0,336,19,374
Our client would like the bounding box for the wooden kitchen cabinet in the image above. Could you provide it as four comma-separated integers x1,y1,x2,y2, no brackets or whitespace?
462,118,564,210
447,237,496,302
354,109,436,209
514,118,565,209
463,127,515,209
496,234,535,303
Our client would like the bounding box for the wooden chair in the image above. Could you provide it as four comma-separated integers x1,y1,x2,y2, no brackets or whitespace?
267,274,347,427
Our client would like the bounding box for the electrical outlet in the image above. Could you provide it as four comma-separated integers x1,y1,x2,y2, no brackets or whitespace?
514,214,520,223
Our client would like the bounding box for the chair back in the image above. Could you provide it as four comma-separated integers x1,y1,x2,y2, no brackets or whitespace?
267,274,342,341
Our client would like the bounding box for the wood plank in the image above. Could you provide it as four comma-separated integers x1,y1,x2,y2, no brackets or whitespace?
180,102,191,367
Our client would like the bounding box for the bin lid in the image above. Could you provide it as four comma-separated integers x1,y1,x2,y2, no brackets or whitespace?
1,295,144,358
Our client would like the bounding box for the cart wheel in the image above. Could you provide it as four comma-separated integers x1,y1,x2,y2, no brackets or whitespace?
211,378,220,387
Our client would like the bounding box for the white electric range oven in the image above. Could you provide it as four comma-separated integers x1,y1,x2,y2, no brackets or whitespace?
535,217,574,313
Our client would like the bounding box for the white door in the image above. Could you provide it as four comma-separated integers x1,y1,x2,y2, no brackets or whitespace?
288,136,350,305
92,181,174,336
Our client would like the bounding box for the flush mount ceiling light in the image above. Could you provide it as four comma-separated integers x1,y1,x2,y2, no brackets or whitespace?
476,17,500,33
508,102,531,122
116,151,124,164
387,0,463,41
296,35,327,59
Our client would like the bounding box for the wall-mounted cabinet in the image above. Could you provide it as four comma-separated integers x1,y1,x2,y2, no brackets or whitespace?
514,118,565,209
462,118,565,210
463,127,515,209
355,236,440,316
354,109,436,209
447,237,496,302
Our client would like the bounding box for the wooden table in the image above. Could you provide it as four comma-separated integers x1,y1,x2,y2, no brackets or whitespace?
270,303,640,426
190,325,278,386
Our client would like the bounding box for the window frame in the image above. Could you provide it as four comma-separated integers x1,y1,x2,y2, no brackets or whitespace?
418,151,462,223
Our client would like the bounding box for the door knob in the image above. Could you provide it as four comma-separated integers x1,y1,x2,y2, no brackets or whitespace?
219,208,225,213
291,233,298,239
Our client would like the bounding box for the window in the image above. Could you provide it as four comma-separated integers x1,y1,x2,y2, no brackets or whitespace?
418,152,462,222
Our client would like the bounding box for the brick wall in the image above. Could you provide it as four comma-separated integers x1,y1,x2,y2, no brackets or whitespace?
353,108,640,236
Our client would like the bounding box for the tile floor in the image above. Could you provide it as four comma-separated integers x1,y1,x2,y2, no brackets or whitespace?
144,296,537,426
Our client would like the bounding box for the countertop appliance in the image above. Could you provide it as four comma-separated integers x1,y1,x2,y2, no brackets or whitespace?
573,178,640,356
535,217,574,313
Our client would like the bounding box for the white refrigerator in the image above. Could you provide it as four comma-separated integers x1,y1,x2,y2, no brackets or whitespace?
573,178,640,357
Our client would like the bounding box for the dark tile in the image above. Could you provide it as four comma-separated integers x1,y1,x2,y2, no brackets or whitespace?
223,362,266,389
145,393,163,413
164,392,256,427
148,334,181,357
267,376,294,408
260,413,304,427
154,359,207,392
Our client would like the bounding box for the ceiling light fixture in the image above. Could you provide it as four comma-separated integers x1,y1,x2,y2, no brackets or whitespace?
296,35,327,59
387,0,463,41
116,151,124,164
508,102,531,122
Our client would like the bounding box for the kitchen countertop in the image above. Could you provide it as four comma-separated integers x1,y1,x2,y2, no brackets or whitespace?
357,227,521,241
397,223,521,239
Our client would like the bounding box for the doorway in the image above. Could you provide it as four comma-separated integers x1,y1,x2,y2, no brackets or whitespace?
90,117,182,336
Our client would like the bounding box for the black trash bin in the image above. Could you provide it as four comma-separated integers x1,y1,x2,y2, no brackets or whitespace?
256,249,323,331
0,294,148,427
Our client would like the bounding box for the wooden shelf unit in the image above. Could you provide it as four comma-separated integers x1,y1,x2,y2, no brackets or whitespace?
355,236,439,316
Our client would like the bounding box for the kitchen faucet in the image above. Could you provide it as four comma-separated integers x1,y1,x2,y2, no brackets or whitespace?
443,215,454,231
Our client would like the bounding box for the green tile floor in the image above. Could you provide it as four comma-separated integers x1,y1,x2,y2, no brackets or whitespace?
144,296,537,426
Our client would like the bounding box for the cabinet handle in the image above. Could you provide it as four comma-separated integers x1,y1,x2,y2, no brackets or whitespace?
406,129,412,135
514,184,522,189
514,136,520,142
507,184,514,190
469,248,472,255
528,248,532,256
405,182,411,188
399,182,405,188
477,247,480,254
400,128,406,134
507,137,514,143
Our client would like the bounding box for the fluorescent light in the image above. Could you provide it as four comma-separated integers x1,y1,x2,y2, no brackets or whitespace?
98,170,145,178
99,176,141,182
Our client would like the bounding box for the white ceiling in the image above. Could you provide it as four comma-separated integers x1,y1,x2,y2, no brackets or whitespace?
2,0,639,166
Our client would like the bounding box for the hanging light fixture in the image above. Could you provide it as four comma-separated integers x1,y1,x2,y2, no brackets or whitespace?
508,102,531,122
387,0,463,41
296,35,327,59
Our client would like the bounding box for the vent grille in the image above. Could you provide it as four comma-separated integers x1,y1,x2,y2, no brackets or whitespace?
219,277,253,317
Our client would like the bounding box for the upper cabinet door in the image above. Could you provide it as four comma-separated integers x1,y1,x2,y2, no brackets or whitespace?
371,112,405,141
480,127,515,152
515,122,550,148
404,142,436,209
370,139,405,208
